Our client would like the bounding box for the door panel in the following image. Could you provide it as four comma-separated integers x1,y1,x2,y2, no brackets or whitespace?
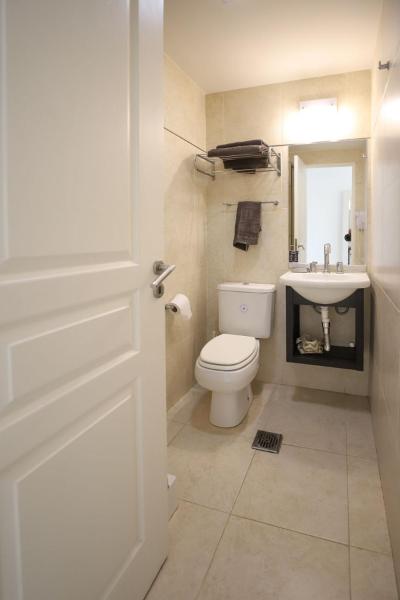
0,1,167,599
6,0,131,261
7,302,134,405
5,392,141,600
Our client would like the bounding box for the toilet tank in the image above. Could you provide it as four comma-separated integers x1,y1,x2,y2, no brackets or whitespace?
218,282,276,338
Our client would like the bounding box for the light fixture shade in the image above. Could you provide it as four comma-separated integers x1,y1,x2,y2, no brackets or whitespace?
284,96,354,143
299,98,337,112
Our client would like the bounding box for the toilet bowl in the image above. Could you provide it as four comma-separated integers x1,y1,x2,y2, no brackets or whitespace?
195,334,260,427
195,282,275,428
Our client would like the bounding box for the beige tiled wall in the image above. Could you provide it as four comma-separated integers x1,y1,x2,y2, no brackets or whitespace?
206,70,371,148
206,71,371,396
369,0,400,588
164,56,208,409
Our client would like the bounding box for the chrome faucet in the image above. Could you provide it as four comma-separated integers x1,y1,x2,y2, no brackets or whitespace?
323,243,331,273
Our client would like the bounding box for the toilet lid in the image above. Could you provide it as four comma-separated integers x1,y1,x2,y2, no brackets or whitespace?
200,334,257,366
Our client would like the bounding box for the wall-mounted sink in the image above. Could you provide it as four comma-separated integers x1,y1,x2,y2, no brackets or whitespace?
280,271,370,304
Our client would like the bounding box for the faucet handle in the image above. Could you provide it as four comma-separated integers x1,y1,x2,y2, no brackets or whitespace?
309,261,318,272
336,261,344,273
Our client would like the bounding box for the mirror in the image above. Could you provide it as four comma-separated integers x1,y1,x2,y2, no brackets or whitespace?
289,139,368,265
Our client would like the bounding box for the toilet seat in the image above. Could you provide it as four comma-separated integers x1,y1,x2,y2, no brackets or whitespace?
198,334,259,372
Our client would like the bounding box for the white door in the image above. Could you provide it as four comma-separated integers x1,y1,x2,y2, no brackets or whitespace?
293,155,307,263
0,1,168,599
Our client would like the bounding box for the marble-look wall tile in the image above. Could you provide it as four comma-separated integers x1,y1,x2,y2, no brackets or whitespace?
205,93,224,151
369,2,400,589
221,83,283,147
164,59,208,409
281,70,371,144
165,54,206,150
205,71,370,150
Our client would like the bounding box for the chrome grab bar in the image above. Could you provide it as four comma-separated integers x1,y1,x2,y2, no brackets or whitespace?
151,261,176,297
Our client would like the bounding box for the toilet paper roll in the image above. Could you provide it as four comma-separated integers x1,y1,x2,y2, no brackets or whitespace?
168,293,192,320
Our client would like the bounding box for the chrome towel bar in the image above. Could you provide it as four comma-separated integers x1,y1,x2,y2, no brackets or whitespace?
222,200,279,207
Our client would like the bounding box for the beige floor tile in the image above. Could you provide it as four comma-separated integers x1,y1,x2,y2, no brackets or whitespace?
168,425,254,512
346,410,377,460
189,395,266,440
146,501,228,600
257,385,347,454
252,381,277,403
197,516,350,600
328,392,377,459
233,445,348,543
349,456,392,554
350,547,398,600
167,420,185,445
167,386,208,424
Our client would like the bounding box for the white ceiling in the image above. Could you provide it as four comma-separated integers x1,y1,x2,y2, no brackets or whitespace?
164,0,382,94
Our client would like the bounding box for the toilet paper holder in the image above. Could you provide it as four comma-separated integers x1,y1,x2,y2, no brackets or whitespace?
165,303,178,312
165,294,192,320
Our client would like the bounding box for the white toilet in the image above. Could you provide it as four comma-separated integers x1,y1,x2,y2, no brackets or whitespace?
195,282,276,427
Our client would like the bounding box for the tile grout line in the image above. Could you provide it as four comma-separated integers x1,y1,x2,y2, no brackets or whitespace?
346,424,352,600
178,497,230,516
282,441,348,458
170,401,359,456
348,544,394,557
179,491,396,557
166,421,186,446
193,450,257,600
167,421,192,445
176,452,396,556
168,408,393,599
166,389,397,599
168,417,188,425
228,511,351,550
171,420,356,550
231,450,256,514
193,509,230,600
170,428,379,462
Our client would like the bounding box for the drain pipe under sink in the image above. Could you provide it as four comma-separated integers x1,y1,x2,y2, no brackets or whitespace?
320,306,331,352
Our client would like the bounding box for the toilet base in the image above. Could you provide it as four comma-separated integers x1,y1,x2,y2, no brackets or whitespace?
210,385,253,428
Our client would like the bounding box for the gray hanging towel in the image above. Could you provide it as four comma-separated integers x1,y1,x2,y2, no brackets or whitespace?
233,201,262,251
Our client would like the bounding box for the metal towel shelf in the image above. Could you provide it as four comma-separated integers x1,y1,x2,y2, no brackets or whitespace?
194,147,281,179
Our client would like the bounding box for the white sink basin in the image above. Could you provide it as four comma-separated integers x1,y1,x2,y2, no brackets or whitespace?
280,271,370,304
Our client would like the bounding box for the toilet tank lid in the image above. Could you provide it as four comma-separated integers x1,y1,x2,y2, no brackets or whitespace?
218,282,276,293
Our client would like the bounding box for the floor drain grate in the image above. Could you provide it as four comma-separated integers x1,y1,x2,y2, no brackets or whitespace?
252,430,283,454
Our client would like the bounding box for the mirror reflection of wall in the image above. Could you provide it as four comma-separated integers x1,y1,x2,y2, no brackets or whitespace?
289,139,367,266
306,165,352,263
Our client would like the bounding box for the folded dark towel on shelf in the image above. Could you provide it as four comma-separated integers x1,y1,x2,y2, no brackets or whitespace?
222,158,267,174
217,139,267,149
208,142,269,173
208,144,268,159
233,201,262,251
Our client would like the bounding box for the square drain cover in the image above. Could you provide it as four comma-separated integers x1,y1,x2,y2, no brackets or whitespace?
252,430,283,454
